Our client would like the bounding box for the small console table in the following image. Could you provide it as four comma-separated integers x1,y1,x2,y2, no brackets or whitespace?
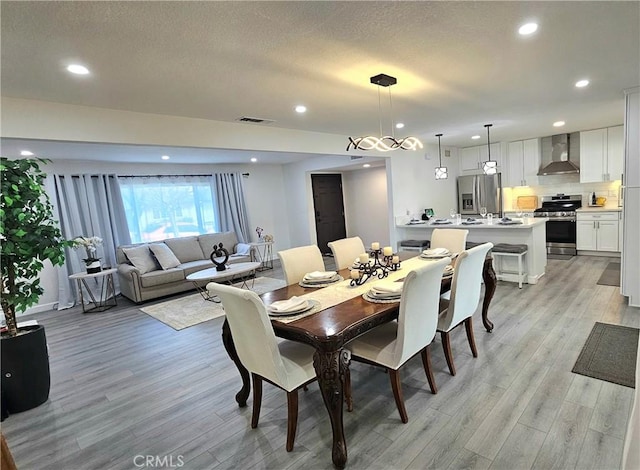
69,268,118,313
250,241,274,271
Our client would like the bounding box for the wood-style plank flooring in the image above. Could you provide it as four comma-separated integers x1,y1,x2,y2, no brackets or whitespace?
2,255,638,469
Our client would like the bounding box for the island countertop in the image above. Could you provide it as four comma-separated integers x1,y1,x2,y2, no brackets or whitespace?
397,217,548,230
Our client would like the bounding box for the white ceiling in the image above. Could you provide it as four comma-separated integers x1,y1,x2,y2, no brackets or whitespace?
1,1,639,164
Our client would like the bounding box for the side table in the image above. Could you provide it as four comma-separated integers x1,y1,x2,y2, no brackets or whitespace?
69,268,118,313
250,241,274,271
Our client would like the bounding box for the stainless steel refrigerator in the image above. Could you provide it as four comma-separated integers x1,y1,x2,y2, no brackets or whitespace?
457,174,503,217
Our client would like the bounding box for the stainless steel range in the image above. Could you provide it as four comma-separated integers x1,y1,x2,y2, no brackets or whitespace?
533,194,582,255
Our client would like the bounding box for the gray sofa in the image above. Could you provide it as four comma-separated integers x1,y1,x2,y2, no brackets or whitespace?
116,232,253,303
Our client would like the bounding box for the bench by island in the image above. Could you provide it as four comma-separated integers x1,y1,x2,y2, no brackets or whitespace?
397,217,548,285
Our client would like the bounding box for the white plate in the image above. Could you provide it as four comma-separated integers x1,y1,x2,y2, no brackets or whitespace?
299,275,344,287
268,299,319,317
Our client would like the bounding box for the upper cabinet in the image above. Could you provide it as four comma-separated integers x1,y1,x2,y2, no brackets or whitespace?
580,126,624,183
460,143,502,174
506,138,540,187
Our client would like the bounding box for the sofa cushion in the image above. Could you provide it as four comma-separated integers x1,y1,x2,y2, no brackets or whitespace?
198,232,238,259
139,268,185,288
164,237,205,263
122,245,160,274
149,243,181,270
180,260,215,277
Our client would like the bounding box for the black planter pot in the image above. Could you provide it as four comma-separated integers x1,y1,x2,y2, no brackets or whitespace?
1,324,51,415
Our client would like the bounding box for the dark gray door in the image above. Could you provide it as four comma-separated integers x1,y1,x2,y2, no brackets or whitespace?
311,174,346,254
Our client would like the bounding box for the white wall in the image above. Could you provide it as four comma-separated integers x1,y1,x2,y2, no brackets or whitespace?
342,166,389,247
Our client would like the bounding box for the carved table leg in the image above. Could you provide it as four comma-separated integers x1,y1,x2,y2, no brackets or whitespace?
313,349,350,468
221,319,250,407
482,256,497,332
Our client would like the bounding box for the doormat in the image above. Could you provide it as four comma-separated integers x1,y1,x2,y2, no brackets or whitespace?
139,277,286,330
572,322,639,388
597,262,621,286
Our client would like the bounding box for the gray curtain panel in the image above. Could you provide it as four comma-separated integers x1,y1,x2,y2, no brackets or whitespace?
53,174,130,309
212,173,251,243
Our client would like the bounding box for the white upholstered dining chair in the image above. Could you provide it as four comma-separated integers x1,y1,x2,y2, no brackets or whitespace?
327,236,366,270
430,228,469,255
345,257,451,423
277,245,326,285
209,283,317,452
437,242,493,376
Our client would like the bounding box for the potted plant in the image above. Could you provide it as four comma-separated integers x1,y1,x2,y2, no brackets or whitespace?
1,157,69,415
73,236,103,273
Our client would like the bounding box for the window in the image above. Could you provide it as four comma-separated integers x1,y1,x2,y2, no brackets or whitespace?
119,176,219,243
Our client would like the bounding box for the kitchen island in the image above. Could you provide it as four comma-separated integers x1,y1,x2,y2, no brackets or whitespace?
397,217,548,284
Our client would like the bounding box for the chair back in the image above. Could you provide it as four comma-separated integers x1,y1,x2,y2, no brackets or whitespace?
430,228,469,255
442,242,493,329
327,236,366,270
277,245,325,285
395,257,451,365
209,283,289,386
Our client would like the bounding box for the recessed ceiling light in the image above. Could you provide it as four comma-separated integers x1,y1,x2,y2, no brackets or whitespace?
471,135,481,140
575,79,589,88
161,155,170,160
553,121,566,127
66,64,90,75
363,164,371,168
250,157,258,163
295,105,307,113
518,22,538,36
20,150,34,156
395,122,405,129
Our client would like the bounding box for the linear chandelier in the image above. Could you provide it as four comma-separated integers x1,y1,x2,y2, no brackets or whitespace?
347,74,423,152
434,133,448,179
482,123,498,175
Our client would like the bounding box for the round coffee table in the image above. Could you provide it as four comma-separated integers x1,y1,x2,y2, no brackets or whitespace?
186,261,261,302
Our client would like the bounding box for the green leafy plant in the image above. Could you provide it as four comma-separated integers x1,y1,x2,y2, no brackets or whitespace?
1,158,70,337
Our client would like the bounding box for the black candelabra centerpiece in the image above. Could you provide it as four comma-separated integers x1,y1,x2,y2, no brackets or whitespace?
349,246,400,286
210,243,230,272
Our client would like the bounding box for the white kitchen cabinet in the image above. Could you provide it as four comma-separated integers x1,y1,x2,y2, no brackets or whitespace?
506,139,540,187
460,143,502,174
580,126,624,183
576,212,619,252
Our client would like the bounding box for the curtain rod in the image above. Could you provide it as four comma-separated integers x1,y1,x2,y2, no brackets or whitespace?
117,173,250,177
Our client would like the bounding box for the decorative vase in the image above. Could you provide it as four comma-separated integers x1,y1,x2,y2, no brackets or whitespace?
86,260,101,274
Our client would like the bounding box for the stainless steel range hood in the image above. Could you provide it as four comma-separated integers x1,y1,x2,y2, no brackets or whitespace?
537,133,580,175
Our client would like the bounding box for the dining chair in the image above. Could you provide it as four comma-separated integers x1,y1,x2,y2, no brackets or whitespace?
327,236,366,270
209,283,317,451
344,257,451,423
277,245,326,285
430,228,469,255
437,242,493,376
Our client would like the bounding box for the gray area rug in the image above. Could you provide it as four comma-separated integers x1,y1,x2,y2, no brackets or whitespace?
572,322,639,388
597,261,621,286
140,277,286,330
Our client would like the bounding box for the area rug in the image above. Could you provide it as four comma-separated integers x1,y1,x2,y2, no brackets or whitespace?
139,277,286,330
572,322,639,388
597,261,621,286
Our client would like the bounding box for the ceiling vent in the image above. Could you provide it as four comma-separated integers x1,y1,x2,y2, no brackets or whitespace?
350,155,364,160
236,116,275,124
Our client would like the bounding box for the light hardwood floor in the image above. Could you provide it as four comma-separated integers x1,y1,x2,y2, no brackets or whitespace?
2,255,638,469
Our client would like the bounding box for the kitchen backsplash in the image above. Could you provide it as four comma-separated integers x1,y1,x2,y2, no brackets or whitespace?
503,178,621,211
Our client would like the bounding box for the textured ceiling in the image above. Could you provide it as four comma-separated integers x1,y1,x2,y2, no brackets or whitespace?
1,1,639,163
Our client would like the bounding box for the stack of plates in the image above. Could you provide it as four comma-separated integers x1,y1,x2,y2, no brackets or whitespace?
364,281,404,302
443,265,455,278
498,217,523,225
267,296,314,316
431,218,452,225
299,270,341,287
421,247,451,259
462,218,482,225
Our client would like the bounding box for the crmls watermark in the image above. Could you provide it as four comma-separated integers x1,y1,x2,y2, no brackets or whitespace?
133,455,185,468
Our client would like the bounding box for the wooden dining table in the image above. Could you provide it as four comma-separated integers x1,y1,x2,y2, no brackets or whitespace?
221,252,497,468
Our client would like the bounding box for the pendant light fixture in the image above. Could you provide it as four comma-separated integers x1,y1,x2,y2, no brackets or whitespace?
434,133,448,179
347,74,423,152
482,123,497,175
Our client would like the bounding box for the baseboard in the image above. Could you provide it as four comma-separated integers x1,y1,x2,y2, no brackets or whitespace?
577,251,621,258
20,302,58,316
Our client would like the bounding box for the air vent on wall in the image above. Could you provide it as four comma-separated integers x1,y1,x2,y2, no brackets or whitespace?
236,116,275,124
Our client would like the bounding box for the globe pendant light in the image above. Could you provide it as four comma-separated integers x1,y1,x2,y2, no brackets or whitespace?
434,133,448,179
482,123,497,175
347,74,423,152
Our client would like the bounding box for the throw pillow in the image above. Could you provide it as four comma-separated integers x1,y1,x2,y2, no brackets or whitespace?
149,243,181,270
122,245,160,274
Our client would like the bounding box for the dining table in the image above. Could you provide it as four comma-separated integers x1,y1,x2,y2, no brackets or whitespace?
221,251,497,468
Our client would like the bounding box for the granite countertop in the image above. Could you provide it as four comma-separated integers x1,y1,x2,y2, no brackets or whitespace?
399,217,548,229
576,206,622,212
